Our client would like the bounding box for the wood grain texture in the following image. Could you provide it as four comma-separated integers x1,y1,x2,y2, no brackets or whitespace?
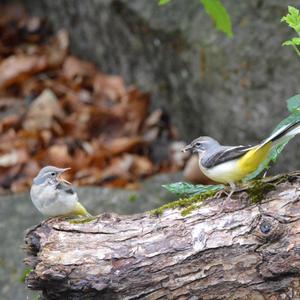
25,174,300,299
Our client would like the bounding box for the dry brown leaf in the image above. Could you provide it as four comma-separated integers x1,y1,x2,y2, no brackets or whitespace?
0,29,68,90
0,163,23,189
104,178,133,189
10,177,31,193
0,114,20,133
144,109,163,128
22,159,40,178
123,88,150,134
0,149,28,167
23,89,64,130
0,54,47,89
47,144,72,167
45,29,69,68
105,136,143,155
87,108,125,139
93,73,127,101
71,148,93,171
131,155,153,177
62,56,96,83
100,155,133,181
73,167,103,186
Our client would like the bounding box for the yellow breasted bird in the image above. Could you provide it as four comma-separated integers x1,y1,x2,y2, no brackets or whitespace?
30,166,91,217
183,120,300,196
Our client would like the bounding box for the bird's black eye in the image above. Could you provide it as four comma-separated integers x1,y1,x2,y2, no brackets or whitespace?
195,142,205,150
51,172,56,177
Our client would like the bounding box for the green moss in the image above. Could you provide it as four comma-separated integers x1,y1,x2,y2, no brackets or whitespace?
68,216,97,224
128,194,138,203
181,204,199,216
19,267,32,283
246,180,276,203
150,189,218,217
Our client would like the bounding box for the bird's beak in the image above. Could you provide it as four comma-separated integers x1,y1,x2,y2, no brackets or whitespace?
59,167,71,173
58,168,71,184
182,144,193,153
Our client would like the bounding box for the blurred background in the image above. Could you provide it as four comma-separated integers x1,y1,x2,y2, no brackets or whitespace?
0,0,299,299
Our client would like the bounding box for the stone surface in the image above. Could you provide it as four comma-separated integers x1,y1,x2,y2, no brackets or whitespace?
0,172,180,300
21,0,300,173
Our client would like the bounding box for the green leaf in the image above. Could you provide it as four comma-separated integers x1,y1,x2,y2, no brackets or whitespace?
287,94,300,112
158,0,172,5
282,37,300,46
282,40,295,46
281,6,300,33
162,182,224,196
200,0,233,37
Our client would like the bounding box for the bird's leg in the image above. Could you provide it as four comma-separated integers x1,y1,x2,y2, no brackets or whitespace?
215,182,236,200
226,182,236,201
262,169,270,179
214,189,226,199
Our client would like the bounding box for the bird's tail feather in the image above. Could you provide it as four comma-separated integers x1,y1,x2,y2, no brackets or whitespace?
257,120,300,150
72,202,92,217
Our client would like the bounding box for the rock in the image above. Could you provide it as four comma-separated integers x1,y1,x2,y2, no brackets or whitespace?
21,0,300,173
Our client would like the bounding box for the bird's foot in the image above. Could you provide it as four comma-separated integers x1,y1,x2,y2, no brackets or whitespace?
214,189,227,199
225,189,235,201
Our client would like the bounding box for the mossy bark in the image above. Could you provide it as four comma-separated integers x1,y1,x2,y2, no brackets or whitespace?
25,172,300,299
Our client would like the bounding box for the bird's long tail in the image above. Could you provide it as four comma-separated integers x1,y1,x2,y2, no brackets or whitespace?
257,120,300,150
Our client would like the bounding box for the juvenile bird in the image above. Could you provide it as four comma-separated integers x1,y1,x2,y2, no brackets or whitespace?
30,166,91,217
183,120,300,196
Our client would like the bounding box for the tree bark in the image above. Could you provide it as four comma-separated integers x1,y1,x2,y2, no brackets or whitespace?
24,173,300,300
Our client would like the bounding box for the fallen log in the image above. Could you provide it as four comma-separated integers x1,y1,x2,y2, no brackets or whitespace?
24,173,300,299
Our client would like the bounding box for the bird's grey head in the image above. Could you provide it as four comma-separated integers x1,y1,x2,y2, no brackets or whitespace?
33,166,70,186
182,136,220,154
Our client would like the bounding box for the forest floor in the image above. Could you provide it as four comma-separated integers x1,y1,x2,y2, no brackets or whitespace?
0,4,186,193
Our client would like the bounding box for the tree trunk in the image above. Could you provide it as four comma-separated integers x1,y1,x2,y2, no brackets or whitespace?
24,173,300,300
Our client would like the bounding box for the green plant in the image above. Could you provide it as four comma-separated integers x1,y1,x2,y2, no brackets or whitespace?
162,181,223,197
158,0,233,37
281,6,300,56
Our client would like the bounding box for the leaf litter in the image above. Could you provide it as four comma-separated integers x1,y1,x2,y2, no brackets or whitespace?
0,4,187,193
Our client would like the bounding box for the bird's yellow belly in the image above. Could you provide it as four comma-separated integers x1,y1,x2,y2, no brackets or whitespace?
200,143,272,184
200,159,245,183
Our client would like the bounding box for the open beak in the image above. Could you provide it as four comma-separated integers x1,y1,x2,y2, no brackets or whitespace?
58,168,71,184
182,144,193,153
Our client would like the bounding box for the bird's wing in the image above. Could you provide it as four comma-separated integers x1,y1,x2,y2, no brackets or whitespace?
55,181,76,195
202,145,255,168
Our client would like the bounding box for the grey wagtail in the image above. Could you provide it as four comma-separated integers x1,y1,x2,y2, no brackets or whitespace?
183,120,300,195
30,166,91,217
